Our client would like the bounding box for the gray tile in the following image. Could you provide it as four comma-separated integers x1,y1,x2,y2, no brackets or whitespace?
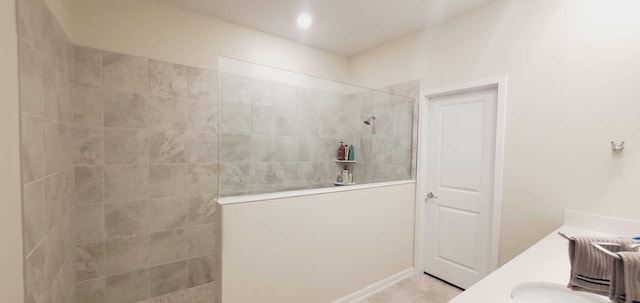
43,169,72,230
218,135,250,163
149,229,188,265
18,40,42,115
104,235,149,275
72,126,103,166
219,103,251,135
23,180,46,255
188,255,215,287
103,52,148,93
187,164,218,195
21,114,42,183
148,197,187,233
149,60,188,98
76,278,105,303
150,260,188,297
105,200,149,239
187,99,217,132
104,128,148,164
43,120,72,174
146,95,187,131
75,241,104,281
148,164,189,198
187,195,217,226
187,131,217,164
73,45,102,87
73,204,104,243
149,130,187,163
105,269,149,303
104,165,149,202
218,163,249,195
103,90,147,129
72,85,102,127
187,224,215,258
74,166,104,205
188,67,217,101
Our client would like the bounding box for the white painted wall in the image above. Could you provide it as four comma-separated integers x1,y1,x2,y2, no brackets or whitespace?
70,0,350,81
349,0,640,264
221,183,416,303
0,0,25,300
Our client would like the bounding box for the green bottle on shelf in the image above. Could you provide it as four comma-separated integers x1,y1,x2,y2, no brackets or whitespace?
348,144,355,161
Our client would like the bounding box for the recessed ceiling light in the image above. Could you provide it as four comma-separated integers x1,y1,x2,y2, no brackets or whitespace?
297,14,312,29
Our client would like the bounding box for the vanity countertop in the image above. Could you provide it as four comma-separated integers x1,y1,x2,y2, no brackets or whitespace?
449,225,612,303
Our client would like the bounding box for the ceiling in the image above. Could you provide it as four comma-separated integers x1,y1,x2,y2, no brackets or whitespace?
157,0,494,56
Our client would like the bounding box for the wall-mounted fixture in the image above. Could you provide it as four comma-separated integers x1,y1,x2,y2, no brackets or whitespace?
363,115,376,125
611,141,625,152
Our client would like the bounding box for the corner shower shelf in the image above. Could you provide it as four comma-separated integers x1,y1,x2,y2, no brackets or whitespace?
334,160,357,163
334,182,356,186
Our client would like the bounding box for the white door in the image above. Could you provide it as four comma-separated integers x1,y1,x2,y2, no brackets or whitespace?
422,87,497,289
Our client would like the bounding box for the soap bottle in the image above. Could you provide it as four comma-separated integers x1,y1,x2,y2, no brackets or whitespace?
348,171,353,184
344,144,350,160
337,142,345,160
348,144,355,161
337,174,343,184
341,166,349,183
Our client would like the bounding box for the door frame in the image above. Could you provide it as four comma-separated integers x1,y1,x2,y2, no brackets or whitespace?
414,76,508,277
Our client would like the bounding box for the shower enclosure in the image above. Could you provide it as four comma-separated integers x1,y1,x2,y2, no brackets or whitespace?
217,57,417,197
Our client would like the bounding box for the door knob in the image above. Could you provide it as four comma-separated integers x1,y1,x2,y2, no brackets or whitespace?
426,192,438,200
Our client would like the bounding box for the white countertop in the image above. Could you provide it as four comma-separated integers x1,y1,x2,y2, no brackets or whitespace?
449,225,613,303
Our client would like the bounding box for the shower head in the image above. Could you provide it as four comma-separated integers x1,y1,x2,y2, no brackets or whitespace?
364,115,376,125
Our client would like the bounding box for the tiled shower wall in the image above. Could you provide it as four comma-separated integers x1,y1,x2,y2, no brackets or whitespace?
18,0,75,302
217,73,416,196
71,48,220,303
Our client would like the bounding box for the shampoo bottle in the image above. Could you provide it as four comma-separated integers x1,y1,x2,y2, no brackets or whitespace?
348,171,353,184
337,142,345,160
341,166,349,183
348,144,355,161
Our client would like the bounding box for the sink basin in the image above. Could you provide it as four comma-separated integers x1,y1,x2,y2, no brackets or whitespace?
512,282,609,303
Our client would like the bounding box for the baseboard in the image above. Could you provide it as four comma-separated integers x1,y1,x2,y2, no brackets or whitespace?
331,268,414,303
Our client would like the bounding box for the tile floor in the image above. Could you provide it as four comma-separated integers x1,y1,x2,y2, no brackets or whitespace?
354,274,463,303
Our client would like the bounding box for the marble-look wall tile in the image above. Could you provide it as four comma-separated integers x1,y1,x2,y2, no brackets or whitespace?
148,197,187,232
187,132,216,164
221,74,275,107
74,166,103,205
104,235,149,275
149,261,188,297
147,96,187,131
188,68,217,101
187,195,216,226
75,278,105,303
74,204,104,243
44,169,72,230
149,130,187,163
43,120,72,174
149,60,188,98
298,162,319,185
103,90,147,129
187,255,215,287
149,165,189,198
187,164,218,195
104,165,149,202
73,45,102,87
219,164,248,194
72,85,102,127
218,135,250,163
187,99,217,132
187,225,215,258
250,106,276,135
104,128,148,165
105,269,149,303
23,180,46,255
103,52,148,93
18,40,42,115
105,201,149,239
36,4,57,64
75,241,104,281
25,243,48,303
21,114,43,183
135,282,216,303
72,126,103,166
149,229,188,265
219,103,251,135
